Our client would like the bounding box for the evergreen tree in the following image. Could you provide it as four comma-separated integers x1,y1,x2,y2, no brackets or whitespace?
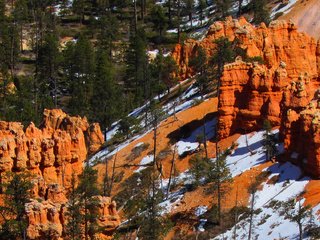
184,0,194,27
189,154,211,188
262,119,278,161
37,33,61,108
0,0,20,119
65,35,95,117
5,76,37,124
125,28,150,105
96,12,119,57
65,173,82,240
210,37,235,102
76,166,100,240
150,5,168,38
198,0,207,25
189,46,210,96
215,0,232,19
251,0,270,25
151,51,178,95
73,0,91,24
91,49,122,129
0,171,33,240
207,151,233,225
275,199,313,240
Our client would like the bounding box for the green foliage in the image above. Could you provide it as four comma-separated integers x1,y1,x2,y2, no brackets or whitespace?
211,37,236,81
215,0,232,19
65,174,82,240
125,28,150,105
0,171,33,239
150,5,168,38
150,51,178,95
64,35,95,117
75,166,100,239
189,46,210,95
262,119,278,161
189,155,211,188
118,116,140,139
91,48,123,129
274,198,316,240
251,0,270,25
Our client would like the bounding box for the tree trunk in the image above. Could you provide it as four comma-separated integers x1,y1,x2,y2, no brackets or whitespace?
140,0,144,20
168,0,172,25
108,150,118,196
233,187,239,240
166,144,176,199
203,117,208,158
177,0,181,43
134,0,138,32
238,0,243,17
248,191,255,240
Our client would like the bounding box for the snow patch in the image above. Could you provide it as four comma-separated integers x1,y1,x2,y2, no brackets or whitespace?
134,155,154,173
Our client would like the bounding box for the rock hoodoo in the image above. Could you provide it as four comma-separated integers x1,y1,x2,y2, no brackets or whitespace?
0,109,104,190
0,109,120,239
172,17,320,177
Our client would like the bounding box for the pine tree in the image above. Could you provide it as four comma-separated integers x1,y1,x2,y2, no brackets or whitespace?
96,12,119,58
215,0,232,19
189,154,210,188
151,51,178,95
251,0,270,25
65,173,82,240
65,35,95,117
91,49,122,129
207,150,233,225
37,33,61,108
125,28,150,105
13,0,29,52
150,5,168,38
262,119,278,161
276,199,313,240
76,166,100,240
184,0,194,27
210,37,235,101
189,46,210,96
0,171,33,239
198,0,207,25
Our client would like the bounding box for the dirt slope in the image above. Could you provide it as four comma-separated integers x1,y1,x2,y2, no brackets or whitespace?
280,0,320,39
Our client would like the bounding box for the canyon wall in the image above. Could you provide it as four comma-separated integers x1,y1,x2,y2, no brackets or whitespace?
0,109,120,238
0,109,104,190
172,17,320,177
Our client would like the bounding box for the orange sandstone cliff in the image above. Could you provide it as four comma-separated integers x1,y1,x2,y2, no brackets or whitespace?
0,109,120,239
172,17,320,177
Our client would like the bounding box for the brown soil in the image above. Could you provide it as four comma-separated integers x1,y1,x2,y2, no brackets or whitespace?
280,0,320,39
303,180,320,207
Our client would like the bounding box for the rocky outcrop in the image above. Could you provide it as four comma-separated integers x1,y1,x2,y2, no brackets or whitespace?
281,91,320,177
0,109,104,190
25,193,120,240
217,59,319,138
172,17,320,80
0,110,120,238
172,17,320,177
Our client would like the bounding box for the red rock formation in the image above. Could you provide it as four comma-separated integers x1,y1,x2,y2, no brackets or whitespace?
25,192,120,240
172,17,319,80
0,109,104,190
281,91,320,177
172,17,320,136
0,110,120,238
173,17,320,177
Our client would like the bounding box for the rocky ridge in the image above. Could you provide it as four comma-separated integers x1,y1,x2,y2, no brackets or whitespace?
0,109,120,239
172,17,320,177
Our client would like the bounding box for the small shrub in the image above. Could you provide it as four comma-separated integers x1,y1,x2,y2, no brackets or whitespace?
274,12,284,20
126,143,150,161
